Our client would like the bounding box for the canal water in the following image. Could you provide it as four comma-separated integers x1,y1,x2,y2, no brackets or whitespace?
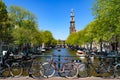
41,48,81,63
43,47,76,56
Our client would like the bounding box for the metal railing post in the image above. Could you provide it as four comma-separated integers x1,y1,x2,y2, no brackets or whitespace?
58,55,61,70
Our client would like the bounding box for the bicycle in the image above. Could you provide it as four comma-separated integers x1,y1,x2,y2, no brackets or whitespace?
0,50,23,78
78,53,114,78
41,55,78,78
111,55,120,78
0,56,11,78
10,52,35,78
28,55,44,79
0,49,27,78
8,54,24,77
114,63,120,78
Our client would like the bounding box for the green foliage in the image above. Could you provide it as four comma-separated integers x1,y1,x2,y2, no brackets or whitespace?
31,30,43,45
83,20,97,42
77,30,86,45
42,30,55,45
66,31,80,45
12,27,43,45
8,5,37,28
66,33,75,45
7,6,39,45
0,1,56,47
12,27,30,45
0,0,9,43
8,6,55,46
0,0,7,22
92,0,120,42
66,20,98,46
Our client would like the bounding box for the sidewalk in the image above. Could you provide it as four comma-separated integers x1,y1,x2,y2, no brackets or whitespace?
0,76,120,80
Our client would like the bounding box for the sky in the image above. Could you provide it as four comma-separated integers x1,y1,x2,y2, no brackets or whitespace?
3,0,94,40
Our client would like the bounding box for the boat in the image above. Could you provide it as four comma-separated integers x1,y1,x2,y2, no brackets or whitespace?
57,49,61,51
41,48,46,52
76,50,86,59
57,48,61,51
41,43,46,52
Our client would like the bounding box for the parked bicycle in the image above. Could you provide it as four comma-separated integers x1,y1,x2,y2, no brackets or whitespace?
0,56,10,78
0,50,31,78
41,55,78,78
28,55,44,78
110,54,120,78
114,63,120,78
9,55,24,77
1,50,24,78
10,51,34,77
78,53,115,78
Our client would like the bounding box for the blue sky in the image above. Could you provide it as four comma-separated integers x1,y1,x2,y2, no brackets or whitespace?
3,0,94,40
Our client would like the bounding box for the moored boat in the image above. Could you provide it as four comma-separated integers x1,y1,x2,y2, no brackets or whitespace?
41,48,46,52
76,50,86,59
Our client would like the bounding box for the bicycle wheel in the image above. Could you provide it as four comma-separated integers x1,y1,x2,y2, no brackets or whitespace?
95,62,114,77
10,62,23,77
1,64,10,78
78,63,89,77
63,62,78,78
30,61,43,78
114,64,120,78
42,62,55,78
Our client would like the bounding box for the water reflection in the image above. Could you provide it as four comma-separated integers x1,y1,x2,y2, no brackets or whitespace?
41,48,85,63
44,48,75,56
47,48,95,63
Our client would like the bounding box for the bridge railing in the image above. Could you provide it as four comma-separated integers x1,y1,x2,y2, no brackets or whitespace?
1,54,120,78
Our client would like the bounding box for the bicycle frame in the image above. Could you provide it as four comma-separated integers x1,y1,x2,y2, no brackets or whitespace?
0,58,10,77
42,55,78,78
85,55,114,77
47,55,73,74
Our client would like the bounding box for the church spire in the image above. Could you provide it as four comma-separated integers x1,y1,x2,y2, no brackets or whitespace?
70,9,74,21
70,9,76,34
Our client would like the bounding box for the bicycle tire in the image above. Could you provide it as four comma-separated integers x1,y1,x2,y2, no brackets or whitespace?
42,62,55,78
30,61,43,78
78,63,89,77
10,62,23,77
1,63,10,78
63,62,78,78
96,62,114,76
114,64,120,78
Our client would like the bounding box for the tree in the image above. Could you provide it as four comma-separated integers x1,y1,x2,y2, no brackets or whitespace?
77,30,86,46
8,6,41,45
42,30,55,45
12,27,31,45
30,30,43,45
8,6,37,28
12,27,43,46
66,32,78,45
8,6,56,49
92,0,120,51
0,0,9,43
83,21,96,49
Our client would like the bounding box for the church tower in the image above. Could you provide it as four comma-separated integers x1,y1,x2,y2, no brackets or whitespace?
70,9,76,34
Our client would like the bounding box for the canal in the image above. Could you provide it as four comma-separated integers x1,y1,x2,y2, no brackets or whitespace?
41,48,81,63
43,47,76,56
